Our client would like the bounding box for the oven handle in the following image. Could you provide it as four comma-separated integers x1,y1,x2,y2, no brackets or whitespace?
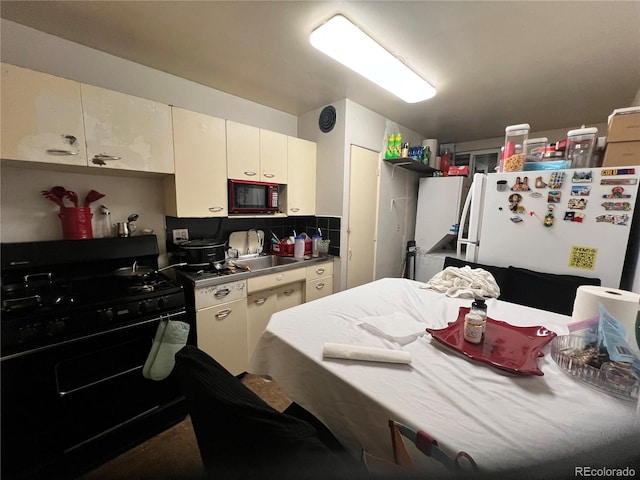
0,310,187,362
57,364,143,397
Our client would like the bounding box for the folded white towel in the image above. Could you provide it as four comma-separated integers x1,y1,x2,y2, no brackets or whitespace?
323,343,411,364
358,313,426,346
423,266,500,299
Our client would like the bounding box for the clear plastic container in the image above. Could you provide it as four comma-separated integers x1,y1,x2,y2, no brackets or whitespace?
503,124,530,172
523,137,548,162
566,127,598,168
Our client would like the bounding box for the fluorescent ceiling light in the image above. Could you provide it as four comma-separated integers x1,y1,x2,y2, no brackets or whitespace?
310,14,436,103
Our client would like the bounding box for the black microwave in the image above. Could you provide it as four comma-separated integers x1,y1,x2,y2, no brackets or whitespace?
228,179,280,214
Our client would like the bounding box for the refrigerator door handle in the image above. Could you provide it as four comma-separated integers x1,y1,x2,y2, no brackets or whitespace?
456,180,475,257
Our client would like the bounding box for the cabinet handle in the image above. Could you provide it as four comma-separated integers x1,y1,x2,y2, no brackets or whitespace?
46,149,78,156
315,268,325,275
315,283,325,290
290,207,300,212
214,288,230,298
208,207,224,212
92,153,122,165
283,289,294,296
215,308,232,319
244,171,257,176
254,297,268,305
263,173,275,178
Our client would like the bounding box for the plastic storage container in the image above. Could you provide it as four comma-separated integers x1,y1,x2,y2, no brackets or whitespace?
566,127,598,168
523,137,548,162
502,124,530,172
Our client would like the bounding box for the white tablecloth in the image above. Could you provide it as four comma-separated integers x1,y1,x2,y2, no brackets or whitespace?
250,278,640,474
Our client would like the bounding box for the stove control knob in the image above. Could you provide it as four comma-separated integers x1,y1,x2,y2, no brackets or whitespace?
157,297,167,310
46,320,66,337
98,308,114,322
16,326,37,344
138,302,148,314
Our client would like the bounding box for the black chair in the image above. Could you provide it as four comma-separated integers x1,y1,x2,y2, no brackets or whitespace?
174,345,367,480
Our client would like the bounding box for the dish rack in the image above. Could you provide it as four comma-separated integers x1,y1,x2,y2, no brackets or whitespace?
272,239,311,257
551,335,639,401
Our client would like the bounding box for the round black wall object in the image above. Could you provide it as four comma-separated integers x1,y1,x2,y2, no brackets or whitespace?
318,105,337,133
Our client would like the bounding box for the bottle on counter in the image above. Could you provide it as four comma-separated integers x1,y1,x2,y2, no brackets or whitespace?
464,298,488,344
311,235,321,258
294,235,305,259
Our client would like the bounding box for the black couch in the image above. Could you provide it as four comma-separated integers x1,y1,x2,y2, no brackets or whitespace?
442,257,601,316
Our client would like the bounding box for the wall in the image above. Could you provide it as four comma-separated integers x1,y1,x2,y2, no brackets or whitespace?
0,20,299,264
298,99,423,289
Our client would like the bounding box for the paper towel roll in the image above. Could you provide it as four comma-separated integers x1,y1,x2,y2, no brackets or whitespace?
572,285,640,353
422,139,439,169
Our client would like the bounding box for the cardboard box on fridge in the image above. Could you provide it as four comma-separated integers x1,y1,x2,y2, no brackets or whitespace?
603,141,640,167
607,108,640,143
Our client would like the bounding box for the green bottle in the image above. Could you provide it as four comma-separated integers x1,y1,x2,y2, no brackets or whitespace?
393,133,402,158
385,134,395,159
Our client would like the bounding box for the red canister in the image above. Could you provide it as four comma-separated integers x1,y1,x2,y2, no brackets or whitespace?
58,207,93,240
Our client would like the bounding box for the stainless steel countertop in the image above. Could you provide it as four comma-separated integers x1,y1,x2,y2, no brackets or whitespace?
174,255,335,289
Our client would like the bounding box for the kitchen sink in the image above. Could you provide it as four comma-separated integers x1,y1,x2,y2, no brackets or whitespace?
232,255,300,271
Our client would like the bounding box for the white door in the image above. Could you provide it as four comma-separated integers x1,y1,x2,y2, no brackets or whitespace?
346,146,379,289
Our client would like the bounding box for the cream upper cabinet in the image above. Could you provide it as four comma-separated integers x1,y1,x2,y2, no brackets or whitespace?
226,120,260,180
287,136,317,215
165,107,227,217
226,121,288,183
81,84,174,173
260,129,287,183
1,63,87,165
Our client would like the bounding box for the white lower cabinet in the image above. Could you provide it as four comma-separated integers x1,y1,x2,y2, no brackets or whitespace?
276,282,303,311
196,299,248,376
194,280,248,375
246,289,278,360
305,260,334,302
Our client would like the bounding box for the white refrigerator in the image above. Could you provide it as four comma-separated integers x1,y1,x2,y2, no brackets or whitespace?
457,167,640,289
414,176,471,282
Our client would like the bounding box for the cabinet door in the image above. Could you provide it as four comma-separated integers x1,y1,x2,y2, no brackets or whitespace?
1,63,87,165
196,299,248,376
305,276,333,303
260,129,287,183
226,121,260,180
82,84,174,173
276,282,303,312
247,289,278,360
287,137,317,215
167,107,227,217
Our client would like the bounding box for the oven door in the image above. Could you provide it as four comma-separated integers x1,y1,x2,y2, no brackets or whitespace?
1,310,188,479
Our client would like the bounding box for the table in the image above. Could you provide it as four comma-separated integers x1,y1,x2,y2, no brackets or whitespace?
250,278,640,475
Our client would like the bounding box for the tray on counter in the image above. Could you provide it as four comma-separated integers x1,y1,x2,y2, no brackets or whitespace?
426,307,557,376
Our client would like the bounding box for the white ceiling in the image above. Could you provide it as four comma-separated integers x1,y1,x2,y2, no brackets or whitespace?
2,1,639,143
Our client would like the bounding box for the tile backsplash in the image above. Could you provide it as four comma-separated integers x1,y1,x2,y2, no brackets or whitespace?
165,216,341,257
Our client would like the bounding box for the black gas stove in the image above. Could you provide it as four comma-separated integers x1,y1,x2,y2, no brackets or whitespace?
1,236,185,358
1,236,190,480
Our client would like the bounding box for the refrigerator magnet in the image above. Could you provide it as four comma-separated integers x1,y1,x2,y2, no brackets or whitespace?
511,176,530,191
547,190,562,203
603,187,631,198
601,201,632,211
544,205,555,227
571,171,593,183
596,214,630,225
564,211,585,223
535,176,547,188
571,185,591,196
601,178,638,185
568,198,588,210
548,172,565,189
